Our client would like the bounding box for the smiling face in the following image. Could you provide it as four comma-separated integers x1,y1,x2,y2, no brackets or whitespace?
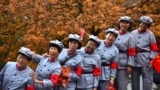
68,40,79,52
119,21,130,31
49,46,60,60
16,54,29,68
85,40,98,54
105,33,117,46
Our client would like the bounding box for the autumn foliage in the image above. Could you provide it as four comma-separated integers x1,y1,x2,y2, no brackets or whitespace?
0,0,160,68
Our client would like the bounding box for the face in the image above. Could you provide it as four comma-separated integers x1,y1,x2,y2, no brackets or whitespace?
49,46,60,59
119,21,130,31
85,40,98,53
17,54,29,68
68,40,79,52
105,33,116,45
139,22,149,31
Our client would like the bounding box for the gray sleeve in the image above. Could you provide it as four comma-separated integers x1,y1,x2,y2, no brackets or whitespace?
43,66,61,87
65,54,83,81
127,35,135,66
110,49,119,78
32,54,43,63
149,32,158,59
93,56,101,87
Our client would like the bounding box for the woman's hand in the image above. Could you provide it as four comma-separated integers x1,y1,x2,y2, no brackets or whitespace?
127,66,132,74
31,71,43,85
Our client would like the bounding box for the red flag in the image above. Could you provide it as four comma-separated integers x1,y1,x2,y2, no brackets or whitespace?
152,55,160,73
80,28,86,40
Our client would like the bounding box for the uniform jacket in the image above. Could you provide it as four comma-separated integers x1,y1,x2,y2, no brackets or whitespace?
131,29,158,67
77,48,101,88
96,40,119,80
58,49,83,88
114,31,136,69
0,62,34,90
33,55,61,90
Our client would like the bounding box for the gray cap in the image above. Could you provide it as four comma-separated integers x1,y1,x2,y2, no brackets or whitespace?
106,28,118,38
19,47,33,60
68,34,82,49
139,15,153,25
88,35,101,47
49,40,64,52
119,16,132,23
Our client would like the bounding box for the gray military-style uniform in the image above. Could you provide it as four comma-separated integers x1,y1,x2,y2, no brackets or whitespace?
114,31,135,90
76,48,101,90
0,62,34,90
58,49,83,90
131,29,158,90
32,55,61,90
96,40,119,90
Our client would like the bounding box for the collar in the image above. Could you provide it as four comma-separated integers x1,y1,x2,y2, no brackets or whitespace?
16,63,26,71
48,57,55,62
67,50,76,56
119,30,126,35
138,29,146,33
104,41,112,47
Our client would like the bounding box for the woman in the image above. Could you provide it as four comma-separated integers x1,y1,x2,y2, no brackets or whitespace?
131,15,158,90
58,34,83,90
114,16,136,90
97,28,119,90
0,47,34,90
31,40,64,90
76,35,101,90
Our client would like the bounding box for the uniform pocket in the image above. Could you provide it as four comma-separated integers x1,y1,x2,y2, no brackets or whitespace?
85,76,93,86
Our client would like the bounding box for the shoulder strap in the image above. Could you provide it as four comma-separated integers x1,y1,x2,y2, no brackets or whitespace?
61,54,76,65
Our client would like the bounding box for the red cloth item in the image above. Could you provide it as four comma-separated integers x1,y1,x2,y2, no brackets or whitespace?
108,84,116,90
110,62,118,69
150,42,159,51
58,66,71,87
152,55,160,73
128,47,136,56
25,85,34,90
80,28,86,40
75,66,82,76
50,74,59,86
16,63,26,71
93,67,101,76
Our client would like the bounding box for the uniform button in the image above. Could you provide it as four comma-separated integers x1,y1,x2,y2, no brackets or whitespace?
102,55,103,56
15,74,17,76
104,50,106,51
139,37,141,39
40,70,42,71
137,42,140,44
11,81,13,83
84,56,86,58
44,65,46,67
38,74,40,77
48,69,50,71
118,38,120,40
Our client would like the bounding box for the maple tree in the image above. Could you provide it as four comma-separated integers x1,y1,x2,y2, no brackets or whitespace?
0,0,160,69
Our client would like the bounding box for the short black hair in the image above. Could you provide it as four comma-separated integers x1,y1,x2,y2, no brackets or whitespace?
68,39,82,49
49,44,62,52
106,31,118,38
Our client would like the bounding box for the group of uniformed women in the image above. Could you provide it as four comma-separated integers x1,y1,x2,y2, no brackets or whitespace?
0,15,158,90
